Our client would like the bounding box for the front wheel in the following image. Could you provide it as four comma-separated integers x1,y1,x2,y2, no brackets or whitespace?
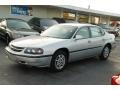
99,46,111,60
6,35,11,45
50,51,68,72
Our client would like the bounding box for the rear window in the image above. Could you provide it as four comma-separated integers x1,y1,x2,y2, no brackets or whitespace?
28,18,40,27
98,24,113,29
53,18,65,23
90,26,104,37
65,20,78,23
40,19,58,27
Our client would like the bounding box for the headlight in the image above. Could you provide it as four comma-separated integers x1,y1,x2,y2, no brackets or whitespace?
14,34,23,38
12,32,24,39
24,48,43,54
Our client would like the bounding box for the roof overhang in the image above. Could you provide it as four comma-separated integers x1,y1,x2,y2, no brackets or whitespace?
50,5,120,18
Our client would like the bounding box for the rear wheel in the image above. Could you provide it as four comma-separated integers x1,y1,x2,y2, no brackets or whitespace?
99,46,111,60
6,35,11,45
50,50,68,72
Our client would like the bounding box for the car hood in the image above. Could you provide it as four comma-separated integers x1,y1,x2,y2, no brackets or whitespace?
10,36,66,48
10,27,37,32
11,28,39,37
15,30,39,35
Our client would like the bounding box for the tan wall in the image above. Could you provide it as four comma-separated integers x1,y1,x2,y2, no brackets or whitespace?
32,6,61,18
46,7,61,18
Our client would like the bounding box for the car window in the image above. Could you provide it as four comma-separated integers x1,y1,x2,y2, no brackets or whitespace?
7,19,31,30
34,19,40,27
53,18,65,23
76,27,90,39
40,19,58,27
41,25,77,39
29,18,40,27
65,20,78,23
90,26,103,37
98,24,113,29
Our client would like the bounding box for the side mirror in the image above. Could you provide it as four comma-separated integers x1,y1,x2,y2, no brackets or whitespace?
0,25,6,29
75,35,83,40
30,25,34,29
43,26,49,30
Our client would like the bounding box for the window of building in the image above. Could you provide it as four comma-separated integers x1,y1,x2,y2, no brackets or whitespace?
79,15,89,23
63,12,75,20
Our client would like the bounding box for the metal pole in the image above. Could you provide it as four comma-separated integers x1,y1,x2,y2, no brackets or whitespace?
75,11,78,21
88,4,91,23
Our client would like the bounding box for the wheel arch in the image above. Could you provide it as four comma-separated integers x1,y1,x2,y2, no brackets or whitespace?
53,48,69,60
6,32,12,39
105,43,112,50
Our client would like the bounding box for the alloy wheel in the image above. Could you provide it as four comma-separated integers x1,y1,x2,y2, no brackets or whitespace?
103,47,110,58
55,54,66,70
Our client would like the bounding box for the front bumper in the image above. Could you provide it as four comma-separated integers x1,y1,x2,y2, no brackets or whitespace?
5,47,52,67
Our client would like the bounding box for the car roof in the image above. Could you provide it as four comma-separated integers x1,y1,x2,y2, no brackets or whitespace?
31,17,55,20
1,18,26,22
57,23,96,27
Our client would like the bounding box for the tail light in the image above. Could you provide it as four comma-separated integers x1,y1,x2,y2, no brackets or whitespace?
111,74,120,85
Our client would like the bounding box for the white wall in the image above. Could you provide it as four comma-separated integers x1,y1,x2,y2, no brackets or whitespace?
0,5,62,21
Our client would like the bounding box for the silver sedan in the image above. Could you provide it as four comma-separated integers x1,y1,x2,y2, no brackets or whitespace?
5,23,116,71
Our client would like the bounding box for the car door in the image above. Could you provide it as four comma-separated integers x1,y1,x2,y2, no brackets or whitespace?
0,20,7,37
88,26,105,55
69,26,93,62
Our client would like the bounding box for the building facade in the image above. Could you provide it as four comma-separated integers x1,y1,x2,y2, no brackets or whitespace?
0,5,120,25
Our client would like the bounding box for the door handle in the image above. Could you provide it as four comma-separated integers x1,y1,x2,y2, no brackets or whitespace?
102,39,107,41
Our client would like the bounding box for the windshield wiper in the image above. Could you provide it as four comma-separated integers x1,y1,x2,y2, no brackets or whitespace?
19,28,31,30
41,36,51,37
41,36,64,39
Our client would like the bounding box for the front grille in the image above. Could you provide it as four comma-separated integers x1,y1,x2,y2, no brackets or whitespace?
23,35,29,37
9,45,24,52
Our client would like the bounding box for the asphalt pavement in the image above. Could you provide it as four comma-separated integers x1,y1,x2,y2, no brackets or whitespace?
0,37,120,85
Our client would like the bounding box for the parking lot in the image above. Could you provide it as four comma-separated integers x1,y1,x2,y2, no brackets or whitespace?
0,37,120,85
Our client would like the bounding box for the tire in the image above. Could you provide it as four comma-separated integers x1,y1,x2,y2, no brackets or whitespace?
116,32,119,37
6,35,11,45
99,45,111,60
50,50,68,72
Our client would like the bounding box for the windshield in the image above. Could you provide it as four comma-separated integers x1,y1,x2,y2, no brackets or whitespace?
7,19,31,30
40,19,58,27
41,25,77,39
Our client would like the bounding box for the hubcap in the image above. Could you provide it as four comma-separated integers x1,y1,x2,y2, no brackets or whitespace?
103,47,110,58
55,54,66,70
